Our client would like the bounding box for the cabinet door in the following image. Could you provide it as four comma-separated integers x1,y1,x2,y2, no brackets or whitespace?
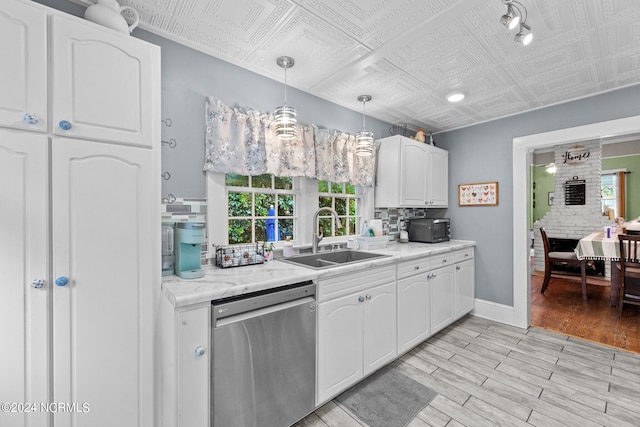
455,259,475,319
317,293,363,404
363,282,397,375
0,0,47,132
51,14,159,147
400,142,428,206
430,265,455,334
427,148,448,207
51,138,155,427
0,130,49,427
397,274,430,354
177,306,210,427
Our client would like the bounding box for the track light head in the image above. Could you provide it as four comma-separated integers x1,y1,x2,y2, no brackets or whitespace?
500,4,520,30
514,22,533,45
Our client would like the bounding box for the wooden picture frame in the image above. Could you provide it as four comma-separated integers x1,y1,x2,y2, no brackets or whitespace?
458,181,499,206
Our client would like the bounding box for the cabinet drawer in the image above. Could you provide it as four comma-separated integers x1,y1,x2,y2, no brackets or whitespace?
431,253,454,268
455,248,474,263
318,265,395,301
397,258,430,280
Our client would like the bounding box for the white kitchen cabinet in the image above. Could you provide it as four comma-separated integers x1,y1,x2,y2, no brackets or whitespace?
51,14,157,147
396,258,431,355
0,0,47,132
52,137,157,427
375,135,448,208
316,265,396,405
429,254,456,334
0,2,160,426
0,130,49,427
161,301,210,427
455,249,475,319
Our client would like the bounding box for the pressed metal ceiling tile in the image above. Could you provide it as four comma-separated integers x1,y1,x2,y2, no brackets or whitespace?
69,0,640,132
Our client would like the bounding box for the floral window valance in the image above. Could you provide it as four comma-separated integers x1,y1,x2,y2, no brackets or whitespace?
203,96,377,186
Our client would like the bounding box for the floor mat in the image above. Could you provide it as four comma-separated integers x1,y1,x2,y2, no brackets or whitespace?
335,365,438,427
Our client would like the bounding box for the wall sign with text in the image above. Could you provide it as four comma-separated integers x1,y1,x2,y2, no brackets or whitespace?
562,144,591,165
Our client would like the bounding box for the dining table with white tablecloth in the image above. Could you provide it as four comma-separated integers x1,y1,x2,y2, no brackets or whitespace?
575,231,640,307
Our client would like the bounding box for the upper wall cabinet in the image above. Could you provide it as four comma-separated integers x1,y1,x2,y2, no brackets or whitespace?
0,1,47,132
375,135,448,208
51,15,156,147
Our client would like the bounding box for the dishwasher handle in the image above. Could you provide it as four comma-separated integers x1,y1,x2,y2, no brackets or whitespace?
214,296,315,328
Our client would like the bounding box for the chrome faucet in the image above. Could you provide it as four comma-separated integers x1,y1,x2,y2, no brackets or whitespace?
312,207,342,254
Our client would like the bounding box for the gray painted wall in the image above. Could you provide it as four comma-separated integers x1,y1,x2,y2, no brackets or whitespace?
35,0,392,198
34,0,640,306
436,84,640,306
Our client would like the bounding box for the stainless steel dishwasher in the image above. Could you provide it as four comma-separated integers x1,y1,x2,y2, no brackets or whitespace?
212,281,316,427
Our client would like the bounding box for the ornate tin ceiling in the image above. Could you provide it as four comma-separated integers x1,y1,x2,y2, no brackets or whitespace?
74,0,640,132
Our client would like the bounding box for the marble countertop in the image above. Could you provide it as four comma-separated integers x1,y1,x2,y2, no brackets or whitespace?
162,240,475,307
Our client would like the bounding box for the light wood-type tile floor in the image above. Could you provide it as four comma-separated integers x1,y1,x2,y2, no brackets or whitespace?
296,315,640,427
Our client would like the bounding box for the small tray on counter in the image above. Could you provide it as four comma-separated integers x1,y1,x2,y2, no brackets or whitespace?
215,242,265,268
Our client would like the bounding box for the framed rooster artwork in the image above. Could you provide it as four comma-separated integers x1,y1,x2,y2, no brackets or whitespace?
458,182,499,206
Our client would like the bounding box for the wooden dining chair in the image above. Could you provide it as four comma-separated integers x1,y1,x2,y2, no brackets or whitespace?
540,227,587,301
616,234,640,317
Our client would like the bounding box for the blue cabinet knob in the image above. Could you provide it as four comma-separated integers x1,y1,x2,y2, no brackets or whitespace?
55,276,69,287
195,346,206,357
59,120,72,130
23,113,39,125
358,296,365,303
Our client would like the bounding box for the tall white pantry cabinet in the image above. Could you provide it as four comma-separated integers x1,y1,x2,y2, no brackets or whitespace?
0,1,161,427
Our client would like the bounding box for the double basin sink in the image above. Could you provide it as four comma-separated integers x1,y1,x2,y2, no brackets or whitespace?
279,250,388,270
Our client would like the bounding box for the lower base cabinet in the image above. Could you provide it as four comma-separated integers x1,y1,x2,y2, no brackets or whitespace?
397,273,431,355
430,263,456,334
455,253,475,318
397,248,475,353
316,266,397,405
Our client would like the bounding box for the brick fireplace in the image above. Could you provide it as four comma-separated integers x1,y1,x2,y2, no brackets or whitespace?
533,140,612,275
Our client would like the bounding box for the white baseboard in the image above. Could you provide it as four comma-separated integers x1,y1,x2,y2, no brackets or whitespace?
471,298,528,329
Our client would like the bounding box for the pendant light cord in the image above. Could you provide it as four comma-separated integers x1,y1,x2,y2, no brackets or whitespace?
284,66,288,105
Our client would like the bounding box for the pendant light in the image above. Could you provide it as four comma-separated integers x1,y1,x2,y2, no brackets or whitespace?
274,56,296,140
355,95,373,157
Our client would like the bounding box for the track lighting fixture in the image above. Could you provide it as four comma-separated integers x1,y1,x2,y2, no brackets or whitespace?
274,56,297,140
355,95,373,157
500,0,533,46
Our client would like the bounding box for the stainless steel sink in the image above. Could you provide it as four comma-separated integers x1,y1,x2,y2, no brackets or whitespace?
279,250,389,269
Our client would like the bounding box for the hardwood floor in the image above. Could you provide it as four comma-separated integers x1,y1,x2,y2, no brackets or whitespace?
297,315,640,426
530,272,640,353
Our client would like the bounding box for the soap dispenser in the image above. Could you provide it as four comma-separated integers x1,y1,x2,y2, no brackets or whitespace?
283,236,294,258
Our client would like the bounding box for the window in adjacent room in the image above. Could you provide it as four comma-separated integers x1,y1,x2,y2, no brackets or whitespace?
317,180,360,238
601,170,626,219
226,174,295,244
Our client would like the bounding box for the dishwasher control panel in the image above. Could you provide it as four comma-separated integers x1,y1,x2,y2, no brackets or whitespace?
212,281,315,322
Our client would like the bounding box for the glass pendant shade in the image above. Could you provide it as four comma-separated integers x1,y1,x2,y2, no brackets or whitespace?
275,56,297,140
355,130,374,156
274,105,296,140
355,95,373,157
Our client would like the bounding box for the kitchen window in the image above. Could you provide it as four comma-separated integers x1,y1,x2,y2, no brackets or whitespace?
206,172,374,252
226,174,295,244
318,180,360,237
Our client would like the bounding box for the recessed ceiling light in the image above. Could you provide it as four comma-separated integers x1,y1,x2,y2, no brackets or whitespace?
447,92,465,103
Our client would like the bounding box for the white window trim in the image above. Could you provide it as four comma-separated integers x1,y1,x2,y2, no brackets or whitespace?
206,172,375,256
